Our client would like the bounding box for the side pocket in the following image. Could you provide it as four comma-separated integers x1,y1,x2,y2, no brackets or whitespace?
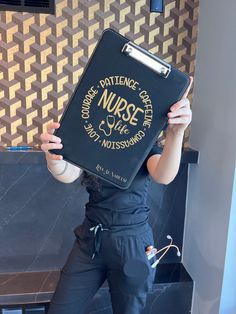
139,227,155,253
73,223,93,241
138,228,157,288
73,223,94,258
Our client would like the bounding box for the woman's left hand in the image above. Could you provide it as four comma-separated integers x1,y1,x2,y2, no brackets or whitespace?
166,76,194,135
145,245,157,256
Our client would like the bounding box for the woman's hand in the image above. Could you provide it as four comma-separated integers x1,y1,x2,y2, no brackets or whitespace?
145,245,157,256
166,76,194,135
40,122,63,160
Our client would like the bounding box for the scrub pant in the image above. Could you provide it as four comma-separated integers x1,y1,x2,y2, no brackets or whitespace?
47,215,157,314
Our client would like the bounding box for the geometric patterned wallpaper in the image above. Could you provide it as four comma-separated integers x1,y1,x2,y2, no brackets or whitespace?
0,0,199,147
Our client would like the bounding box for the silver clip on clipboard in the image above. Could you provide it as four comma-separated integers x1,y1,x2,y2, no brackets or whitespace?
121,41,171,78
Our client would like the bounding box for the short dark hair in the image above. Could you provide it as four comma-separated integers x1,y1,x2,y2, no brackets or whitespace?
81,170,102,190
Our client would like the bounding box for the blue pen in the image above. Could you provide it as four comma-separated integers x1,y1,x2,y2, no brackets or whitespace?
5,146,33,150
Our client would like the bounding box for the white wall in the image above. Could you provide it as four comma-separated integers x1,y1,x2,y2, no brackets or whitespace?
220,165,236,314
182,0,236,313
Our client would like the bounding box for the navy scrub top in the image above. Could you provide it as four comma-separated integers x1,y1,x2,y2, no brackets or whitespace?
83,142,163,226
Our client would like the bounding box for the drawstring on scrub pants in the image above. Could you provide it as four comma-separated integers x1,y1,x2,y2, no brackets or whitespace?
89,222,182,266
89,223,110,259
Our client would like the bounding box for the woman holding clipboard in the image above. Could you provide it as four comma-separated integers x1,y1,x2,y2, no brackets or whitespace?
40,77,193,314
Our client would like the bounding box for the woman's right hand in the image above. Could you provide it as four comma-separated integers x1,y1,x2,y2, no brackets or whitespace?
40,122,63,161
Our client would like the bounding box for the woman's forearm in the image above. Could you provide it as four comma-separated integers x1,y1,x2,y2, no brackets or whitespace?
46,153,83,183
154,128,184,184
152,76,193,184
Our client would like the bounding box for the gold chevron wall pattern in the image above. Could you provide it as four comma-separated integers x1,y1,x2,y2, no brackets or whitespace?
0,0,199,147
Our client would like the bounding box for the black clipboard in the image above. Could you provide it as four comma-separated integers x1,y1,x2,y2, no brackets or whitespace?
49,28,190,189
